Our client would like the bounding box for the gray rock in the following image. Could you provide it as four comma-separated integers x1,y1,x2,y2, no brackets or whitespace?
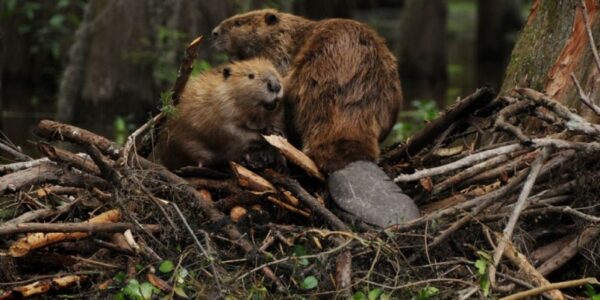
328,160,420,228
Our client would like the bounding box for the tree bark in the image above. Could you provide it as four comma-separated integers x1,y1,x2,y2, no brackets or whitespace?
399,0,447,108
501,0,600,121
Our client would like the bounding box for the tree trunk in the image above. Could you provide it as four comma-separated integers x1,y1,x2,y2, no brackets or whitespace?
501,0,600,121
399,0,447,108
56,0,234,132
476,0,523,90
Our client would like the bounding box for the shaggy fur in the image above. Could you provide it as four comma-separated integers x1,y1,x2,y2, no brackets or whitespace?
156,58,284,170
213,9,402,172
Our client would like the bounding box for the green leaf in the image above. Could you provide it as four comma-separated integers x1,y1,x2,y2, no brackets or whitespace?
49,15,64,28
379,293,392,300
480,276,491,297
352,291,367,300
475,259,487,276
123,279,143,300
416,286,439,300
113,292,126,300
159,260,174,273
140,282,154,300
300,276,318,290
113,271,126,283
173,285,189,298
593,295,600,300
368,288,383,300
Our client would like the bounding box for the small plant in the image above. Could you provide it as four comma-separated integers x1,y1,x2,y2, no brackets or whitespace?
475,251,492,297
160,91,178,118
300,276,318,290
585,284,600,300
382,99,440,147
413,286,439,300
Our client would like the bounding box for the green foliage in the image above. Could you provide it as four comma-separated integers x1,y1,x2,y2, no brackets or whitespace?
158,260,174,273
475,251,492,297
113,116,128,146
300,276,318,290
368,288,383,300
413,286,439,300
292,244,309,266
247,284,269,300
585,284,600,300
1,0,85,60
383,100,440,146
160,91,178,118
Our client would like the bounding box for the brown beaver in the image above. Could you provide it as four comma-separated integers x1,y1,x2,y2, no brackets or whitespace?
213,10,420,227
212,9,401,173
155,58,284,170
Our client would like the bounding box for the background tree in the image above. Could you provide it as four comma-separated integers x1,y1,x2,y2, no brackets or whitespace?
501,0,600,119
399,0,447,108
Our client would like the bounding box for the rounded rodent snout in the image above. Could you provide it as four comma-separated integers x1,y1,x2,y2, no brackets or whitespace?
211,27,220,38
267,79,281,93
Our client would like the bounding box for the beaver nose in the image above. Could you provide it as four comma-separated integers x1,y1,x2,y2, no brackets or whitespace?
267,80,281,93
212,29,219,38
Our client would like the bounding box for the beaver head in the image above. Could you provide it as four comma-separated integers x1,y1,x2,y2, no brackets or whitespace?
218,58,283,131
212,9,313,74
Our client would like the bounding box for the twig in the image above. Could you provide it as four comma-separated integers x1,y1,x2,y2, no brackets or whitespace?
0,222,159,235
489,148,550,286
570,72,600,116
494,100,534,143
3,199,79,226
0,140,32,162
263,169,350,231
581,0,600,74
499,277,599,300
394,138,600,183
537,226,600,276
493,232,564,300
122,36,203,163
382,87,495,163
517,88,600,137
171,201,223,292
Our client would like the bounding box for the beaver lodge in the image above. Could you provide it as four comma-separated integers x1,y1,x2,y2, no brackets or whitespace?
3,2,600,299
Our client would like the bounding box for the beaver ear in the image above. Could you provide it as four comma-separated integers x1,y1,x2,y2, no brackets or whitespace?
265,13,278,25
222,67,232,79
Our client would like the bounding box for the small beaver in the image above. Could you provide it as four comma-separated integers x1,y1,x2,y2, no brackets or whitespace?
155,58,284,170
213,10,420,227
212,9,401,173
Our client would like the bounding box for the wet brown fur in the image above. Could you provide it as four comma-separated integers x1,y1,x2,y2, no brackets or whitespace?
156,58,284,170
213,10,402,172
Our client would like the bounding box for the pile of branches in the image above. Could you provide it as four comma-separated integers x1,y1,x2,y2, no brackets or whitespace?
2,39,600,300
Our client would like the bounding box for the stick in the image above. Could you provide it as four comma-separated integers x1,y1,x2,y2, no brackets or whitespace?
0,162,110,194
263,169,350,231
35,120,121,159
0,141,32,162
537,226,600,276
489,148,550,286
498,277,599,300
0,222,160,236
121,36,203,162
581,0,600,74
570,73,600,116
382,86,495,163
394,138,600,182
493,232,564,300
37,143,100,176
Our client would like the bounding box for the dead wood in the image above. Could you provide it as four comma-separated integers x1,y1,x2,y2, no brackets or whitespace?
382,86,495,163
0,162,109,194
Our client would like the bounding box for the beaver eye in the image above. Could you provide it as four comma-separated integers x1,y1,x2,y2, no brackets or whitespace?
233,20,243,27
248,73,255,79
